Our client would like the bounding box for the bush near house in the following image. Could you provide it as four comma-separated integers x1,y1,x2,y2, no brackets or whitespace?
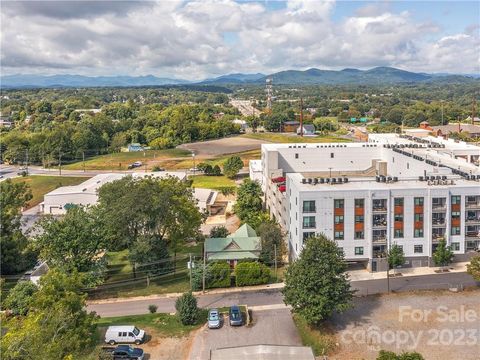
175,292,198,326
235,261,270,286
191,261,231,290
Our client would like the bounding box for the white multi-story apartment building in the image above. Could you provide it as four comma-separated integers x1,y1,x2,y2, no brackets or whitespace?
258,134,480,271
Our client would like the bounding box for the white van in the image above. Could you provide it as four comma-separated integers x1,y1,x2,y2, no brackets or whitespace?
105,326,146,345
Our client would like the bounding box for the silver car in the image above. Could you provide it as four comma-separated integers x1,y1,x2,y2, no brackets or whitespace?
208,309,221,329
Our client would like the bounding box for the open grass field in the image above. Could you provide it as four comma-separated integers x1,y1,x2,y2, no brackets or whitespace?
62,148,191,170
189,175,236,189
293,314,336,356
242,133,351,143
12,175,90,208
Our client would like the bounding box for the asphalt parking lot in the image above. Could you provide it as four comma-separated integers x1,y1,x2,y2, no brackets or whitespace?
188,308,302,359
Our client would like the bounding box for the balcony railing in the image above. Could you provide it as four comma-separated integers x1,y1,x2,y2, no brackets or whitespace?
372,236,387,243
432,219,446,226
466,231,480,239
303,223,316,229
432,204,447,211
466,202,480,209
372,206,388,212
466,217,480,224
302,207,316,213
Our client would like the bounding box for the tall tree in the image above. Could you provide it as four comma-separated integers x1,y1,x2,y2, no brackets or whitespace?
128,234,172,280
283,234,354,325
467,255,480,281
234,179,263,224
388,243,405,275
257,222,286,265
1,270,98,360
223,156,244,179
0,179,36,275
34,207,105,282
209,225,229,238
432,239,454,269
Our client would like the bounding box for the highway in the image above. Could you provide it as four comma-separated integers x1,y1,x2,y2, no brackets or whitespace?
87,272,478,317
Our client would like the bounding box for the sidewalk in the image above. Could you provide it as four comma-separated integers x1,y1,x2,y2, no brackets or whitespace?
347,261,469,281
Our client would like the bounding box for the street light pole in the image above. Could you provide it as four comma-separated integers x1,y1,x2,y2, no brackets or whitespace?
192,151,196,176
329,167,333,178
202,241,206,293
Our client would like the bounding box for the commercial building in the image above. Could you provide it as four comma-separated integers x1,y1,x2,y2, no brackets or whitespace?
258,134,480,271
42,172,187,215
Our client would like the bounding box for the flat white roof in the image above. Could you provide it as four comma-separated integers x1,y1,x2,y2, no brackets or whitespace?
249,159,262,172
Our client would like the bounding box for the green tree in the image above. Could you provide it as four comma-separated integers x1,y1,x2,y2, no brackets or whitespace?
128,234,172,280
432,239,454,269
234,179,263,224
313,117,339,134
283,234,354,325
209,225,229,238
35,207,105,283
212,164,222,176
223,156,244,179
1,270,98,360
0,179,36,275
175,292,198,325
467,255,480,281
388,243,405,275
257,222,286,265
4,281,38,316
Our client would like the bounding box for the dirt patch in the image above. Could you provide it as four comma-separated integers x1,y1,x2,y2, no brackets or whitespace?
177,136,268,157
139,328,195,360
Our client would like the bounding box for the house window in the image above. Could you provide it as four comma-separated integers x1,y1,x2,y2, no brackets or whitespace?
354,231,364,239
394,214,404,222
414,245,423,253
302,216,316,229
330,153,334,158
394,198,404,206
414,229,424,238
414,197,424,206
451,242,460,251
295,153,299,159
302,200,316,213
355,215,364,223
355,247,364,255
302,232,315,243
355,199,364,208
334,199,344,209
394,229,404,238
451,226,461,235
414,213,424,222
334,215,344,224
334,231,344,240
451,195,461,205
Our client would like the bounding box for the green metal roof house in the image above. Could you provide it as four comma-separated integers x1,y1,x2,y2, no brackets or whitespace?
205,224,261,264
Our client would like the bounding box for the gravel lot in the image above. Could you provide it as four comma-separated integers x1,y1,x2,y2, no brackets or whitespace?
177,136,266,157
329,290,480,360
188,308,302,359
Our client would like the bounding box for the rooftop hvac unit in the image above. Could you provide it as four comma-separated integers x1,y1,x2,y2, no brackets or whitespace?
320,178,325,184
393,176,398,182
450,180,455,185
301,178,306,184
344,177,349,183
387,176,392,182
331,178,337,184
477,175,480,180
376,176,381,182
442,176,447,180
308,178,313,184
313,178,318,184
338,177,343,183
325,178,330,183
436,176,441,180
428,181,432,185
419,176,424,181
381,177,387,183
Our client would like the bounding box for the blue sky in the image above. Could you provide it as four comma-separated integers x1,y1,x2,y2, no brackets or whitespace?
1,0,479,77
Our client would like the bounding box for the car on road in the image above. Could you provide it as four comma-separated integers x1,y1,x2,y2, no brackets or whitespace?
102,345,145,360
105,325,145,345
229,305,243,326
127,161,142,169
208,308,221,329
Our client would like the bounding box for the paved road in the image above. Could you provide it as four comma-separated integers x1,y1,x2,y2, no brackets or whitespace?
88,272,477,317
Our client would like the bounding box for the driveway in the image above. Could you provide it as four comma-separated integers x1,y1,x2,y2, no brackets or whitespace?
189,308,302,359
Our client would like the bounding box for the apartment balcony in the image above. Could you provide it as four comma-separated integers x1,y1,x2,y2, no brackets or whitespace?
432,204,447,211
465,231,480,240
432,219,446,227
465,217,480,225
431,236,445,244
303,224,316,229
372,222,387,229
372,206,388,213
372,236,387,244
466,202,480,209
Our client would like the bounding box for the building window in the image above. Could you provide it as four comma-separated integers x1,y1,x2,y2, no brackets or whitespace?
407,163,409,169
414,245,423,253
394,198,404,206
355,247,364,255
414,197,424,206
354,231,364,239
330,153,334,158
355,215,364,223
451,211,460,219
394,214,404,222
451,226,461,235
334,215,344,224
302,200,316,213
451,195,461,205
394,229,404,238
334,231,344,240
355,199,364,208
295,153,299,159
334,199,344,209
414,213,424,222
414,229,424,238
451,242,460,251
302,232,315,243
302,216,316,229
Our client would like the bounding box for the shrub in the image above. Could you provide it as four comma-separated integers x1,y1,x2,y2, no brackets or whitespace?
4,281,38,316
190,261,231,291
209,226,229,238
220,186,236,196
212,165,222,176
175,292,198,325
377,350,425,360
148,304,158,313
235,261,270,286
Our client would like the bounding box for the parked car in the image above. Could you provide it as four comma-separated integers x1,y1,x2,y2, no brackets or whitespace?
102,345,145,360
127,161,142,169
229,305,243,326
208,308,221,329
105,326,145,345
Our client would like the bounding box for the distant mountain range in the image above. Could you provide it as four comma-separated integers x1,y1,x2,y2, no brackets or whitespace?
1,67,477,88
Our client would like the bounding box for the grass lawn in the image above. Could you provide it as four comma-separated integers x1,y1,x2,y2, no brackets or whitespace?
96,310,208,338
293,314,336,356
12,175,90,208
62,149,191,170
242,133,351,143
189,175,236,189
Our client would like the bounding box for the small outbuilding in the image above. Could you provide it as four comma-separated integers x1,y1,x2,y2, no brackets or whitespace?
297,124,316,136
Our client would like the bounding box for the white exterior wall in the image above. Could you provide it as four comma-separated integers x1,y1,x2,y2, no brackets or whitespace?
43,192,98,214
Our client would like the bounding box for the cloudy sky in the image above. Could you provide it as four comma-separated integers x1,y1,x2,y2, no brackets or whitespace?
1,0,479,79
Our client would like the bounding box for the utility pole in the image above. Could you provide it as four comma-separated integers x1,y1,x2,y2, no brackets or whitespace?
25,148,29,175
202,242,206,293
189,253,193,291
274,244,278,281
82,151,86,173
299,97,304,137
58,149,62,176
441,101,444,126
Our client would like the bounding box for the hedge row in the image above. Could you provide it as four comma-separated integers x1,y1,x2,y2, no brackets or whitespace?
234,262,270,287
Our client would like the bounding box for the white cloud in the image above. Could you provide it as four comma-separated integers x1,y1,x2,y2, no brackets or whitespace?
1,0,478,78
